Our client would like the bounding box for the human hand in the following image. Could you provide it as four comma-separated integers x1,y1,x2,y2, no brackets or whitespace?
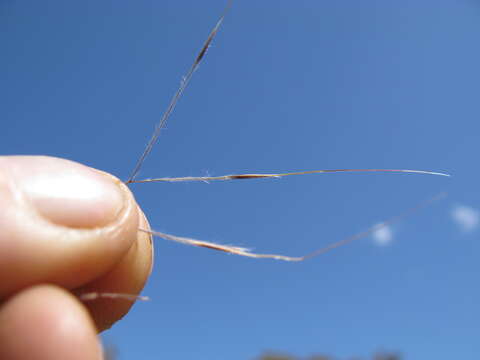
0,155,153,360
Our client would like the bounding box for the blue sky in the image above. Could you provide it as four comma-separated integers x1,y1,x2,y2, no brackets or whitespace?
2,1,480,359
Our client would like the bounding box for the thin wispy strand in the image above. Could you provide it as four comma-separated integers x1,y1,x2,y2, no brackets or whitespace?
140,192,447,261
126,0,233,183
129,168,449,184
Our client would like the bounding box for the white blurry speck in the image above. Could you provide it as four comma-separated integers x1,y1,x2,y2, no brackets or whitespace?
451,205,480,233
372,224,393,246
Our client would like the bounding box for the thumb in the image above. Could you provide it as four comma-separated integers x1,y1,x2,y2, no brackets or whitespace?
0,156,153,329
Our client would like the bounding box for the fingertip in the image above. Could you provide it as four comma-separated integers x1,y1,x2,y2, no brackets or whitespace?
0,156,140,296
0,285,103,360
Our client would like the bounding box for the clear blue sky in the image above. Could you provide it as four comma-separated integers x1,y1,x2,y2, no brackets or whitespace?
2,1,479,359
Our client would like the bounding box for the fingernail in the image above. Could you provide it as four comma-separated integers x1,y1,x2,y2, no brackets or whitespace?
20,164,125,228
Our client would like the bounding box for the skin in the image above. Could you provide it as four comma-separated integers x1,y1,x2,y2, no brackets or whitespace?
0,155,153,360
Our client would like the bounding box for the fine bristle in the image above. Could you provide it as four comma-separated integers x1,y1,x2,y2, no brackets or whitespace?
126,0,233,184
138,191,447,262
129,168,450,184
79,292,150,302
